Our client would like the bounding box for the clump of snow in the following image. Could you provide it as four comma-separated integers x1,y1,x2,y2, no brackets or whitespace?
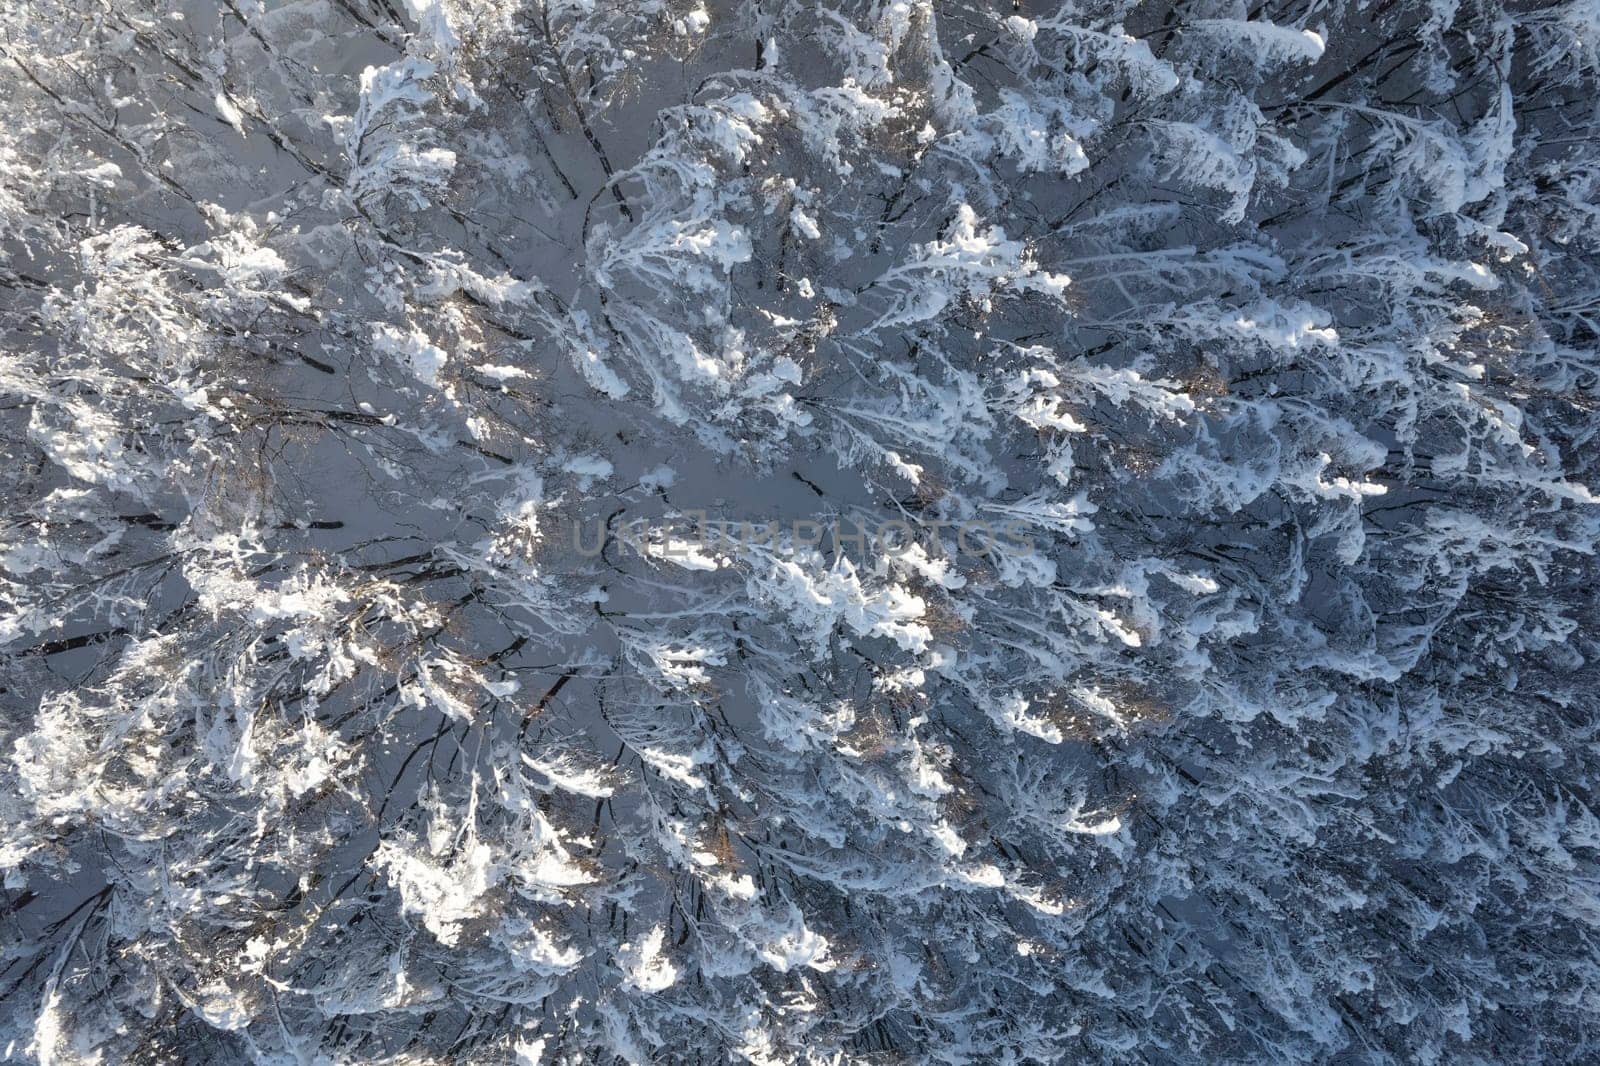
618,926,679,993
374,323,449,385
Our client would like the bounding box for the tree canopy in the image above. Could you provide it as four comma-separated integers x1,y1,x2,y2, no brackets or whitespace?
2,0,1599,1062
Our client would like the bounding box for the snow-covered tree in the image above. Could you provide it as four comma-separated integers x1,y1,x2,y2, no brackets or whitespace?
2,0,1599,1062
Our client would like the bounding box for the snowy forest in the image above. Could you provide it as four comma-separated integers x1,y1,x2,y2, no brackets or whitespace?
2,0,1599,1061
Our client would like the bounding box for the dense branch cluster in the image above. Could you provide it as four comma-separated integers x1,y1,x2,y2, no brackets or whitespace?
2,0,1599,1062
